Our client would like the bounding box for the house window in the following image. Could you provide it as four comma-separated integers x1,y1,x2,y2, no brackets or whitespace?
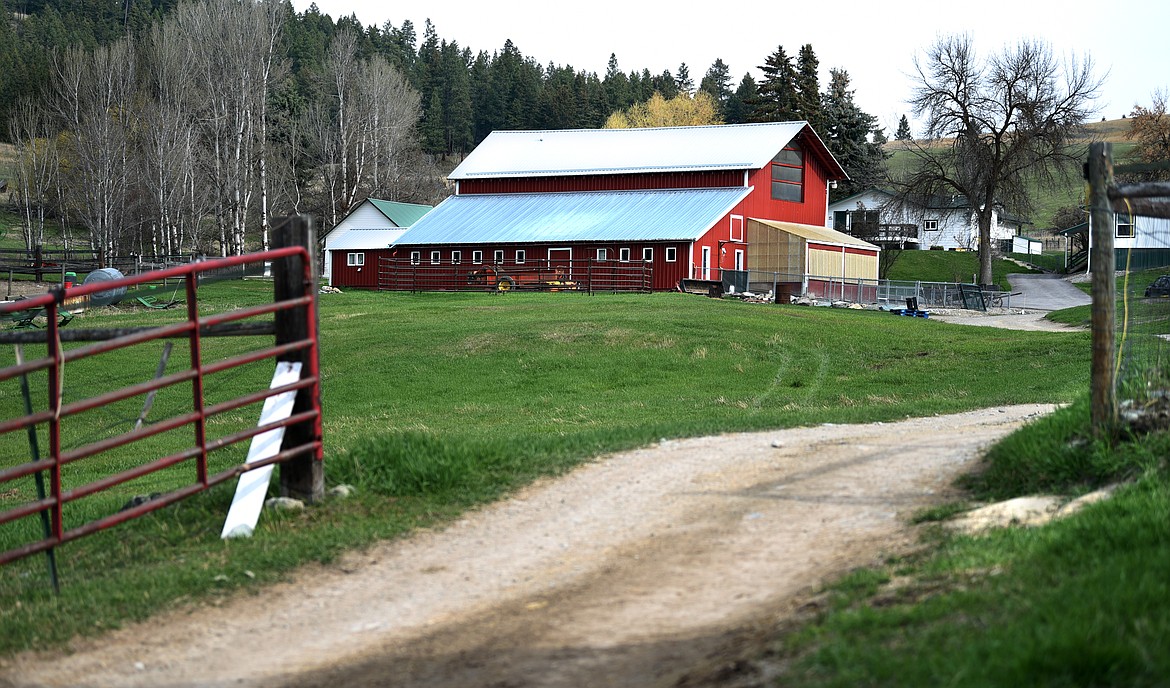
833,211,848,232
347,252,364,267
619,247,631,262
643,247,654,262
596,248,609,261
451,250,462,264
493,249,504,264
409,251,420,266
472,250,483,264
924,219,939,232
1117,213,1135,238
515,249,526,264
770,143,803,202
665,246,677,262
430,250,441,265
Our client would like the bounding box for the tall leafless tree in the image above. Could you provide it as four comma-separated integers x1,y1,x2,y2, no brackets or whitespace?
52,41,137,262
8,98,58,250
896,35,1102,285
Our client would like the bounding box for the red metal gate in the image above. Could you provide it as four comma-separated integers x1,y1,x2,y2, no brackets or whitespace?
0,241,322,567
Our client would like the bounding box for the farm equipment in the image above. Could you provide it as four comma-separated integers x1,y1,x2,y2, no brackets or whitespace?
467,265,577,292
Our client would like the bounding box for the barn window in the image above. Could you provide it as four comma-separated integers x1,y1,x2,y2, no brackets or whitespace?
730,215,744,242
596,248,609,261
451,250,462,264
619,247,631,262
347,252,364,267
430,250,441,265
665,247,677,262
472,250,483,264
410,251,420,265
1117,213,1135,238
770,143,803,203
494,249,504,264
515,249,526,264
643,247,653,262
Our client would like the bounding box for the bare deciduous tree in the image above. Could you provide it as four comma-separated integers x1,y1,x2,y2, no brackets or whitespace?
8,98,58,250
896,35,1102,285
53,40,138,261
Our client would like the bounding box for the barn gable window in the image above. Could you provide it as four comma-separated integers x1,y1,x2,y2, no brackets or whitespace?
771,143,803,203
472,250,483,264
347,252,365,267
665,246,677,262
410,251,420,266
643,247,653,262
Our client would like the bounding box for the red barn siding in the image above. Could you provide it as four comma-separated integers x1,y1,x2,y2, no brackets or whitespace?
459,171,745,195
381,242,690,291
331,248,392,289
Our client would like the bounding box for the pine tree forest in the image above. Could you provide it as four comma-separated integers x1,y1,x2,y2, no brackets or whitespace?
0,0,888,256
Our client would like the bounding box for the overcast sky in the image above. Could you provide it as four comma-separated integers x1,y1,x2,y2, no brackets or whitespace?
294,0,1169,133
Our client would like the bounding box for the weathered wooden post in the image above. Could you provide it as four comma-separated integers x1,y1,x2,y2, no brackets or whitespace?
1088,142,1117,437
33,245,43,282
273,215,324,502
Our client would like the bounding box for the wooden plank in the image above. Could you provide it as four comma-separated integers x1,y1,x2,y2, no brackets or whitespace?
1088,142,1117,436
220,361,302,539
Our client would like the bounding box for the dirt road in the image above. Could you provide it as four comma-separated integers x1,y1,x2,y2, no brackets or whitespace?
2,404,1056,688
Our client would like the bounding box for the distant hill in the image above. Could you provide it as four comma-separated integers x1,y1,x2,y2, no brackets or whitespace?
883,118,1137,230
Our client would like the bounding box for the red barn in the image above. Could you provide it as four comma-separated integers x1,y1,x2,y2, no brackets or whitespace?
389,122,849,291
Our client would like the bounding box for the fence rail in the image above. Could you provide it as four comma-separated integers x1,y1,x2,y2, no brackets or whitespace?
0,229,322,570
733,269,1014,310
377,258,652,293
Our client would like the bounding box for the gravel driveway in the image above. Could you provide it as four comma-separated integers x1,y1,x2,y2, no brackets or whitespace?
2,405,1056,688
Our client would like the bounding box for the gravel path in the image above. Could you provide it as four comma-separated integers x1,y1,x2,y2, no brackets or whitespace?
1,405,1056,688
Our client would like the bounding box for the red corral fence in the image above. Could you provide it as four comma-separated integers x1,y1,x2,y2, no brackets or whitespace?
0,218,322,569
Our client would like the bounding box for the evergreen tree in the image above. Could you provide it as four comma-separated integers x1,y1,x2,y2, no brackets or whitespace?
895,114,912,140
699,58,731,115
724,73,757,124
603,53,630,114
794,44,822,132
753,45,796,122
438,40,472,156
674,62,693,94
821,68,887,200
653,69,678,100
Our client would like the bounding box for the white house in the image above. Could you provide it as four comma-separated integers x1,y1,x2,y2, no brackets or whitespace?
1067,212,1170,272
322,198,433,285
826,188,1028,250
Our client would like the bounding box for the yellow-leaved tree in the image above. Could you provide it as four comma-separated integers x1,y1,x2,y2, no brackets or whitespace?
604,91,723,128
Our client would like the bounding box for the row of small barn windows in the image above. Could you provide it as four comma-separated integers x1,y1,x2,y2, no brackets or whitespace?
345,247,679,267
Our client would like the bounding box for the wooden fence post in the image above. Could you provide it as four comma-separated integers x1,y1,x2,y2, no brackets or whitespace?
273,215,324,502
1088,142,1117,437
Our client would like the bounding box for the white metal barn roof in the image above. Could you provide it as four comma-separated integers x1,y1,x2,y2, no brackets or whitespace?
448,122,812,180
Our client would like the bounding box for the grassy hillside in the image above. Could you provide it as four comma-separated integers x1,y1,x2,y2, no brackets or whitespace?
885,249,1034,289
884,118,1139,230
0,284,1090,654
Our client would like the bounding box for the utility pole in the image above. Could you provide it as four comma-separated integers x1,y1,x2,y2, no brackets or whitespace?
1087,142,1116,437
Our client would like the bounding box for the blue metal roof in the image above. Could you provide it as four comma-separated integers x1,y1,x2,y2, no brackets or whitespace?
394,187,752,246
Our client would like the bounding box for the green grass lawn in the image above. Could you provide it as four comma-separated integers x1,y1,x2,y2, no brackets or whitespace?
0,282,1092,654
760,288,1170,686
